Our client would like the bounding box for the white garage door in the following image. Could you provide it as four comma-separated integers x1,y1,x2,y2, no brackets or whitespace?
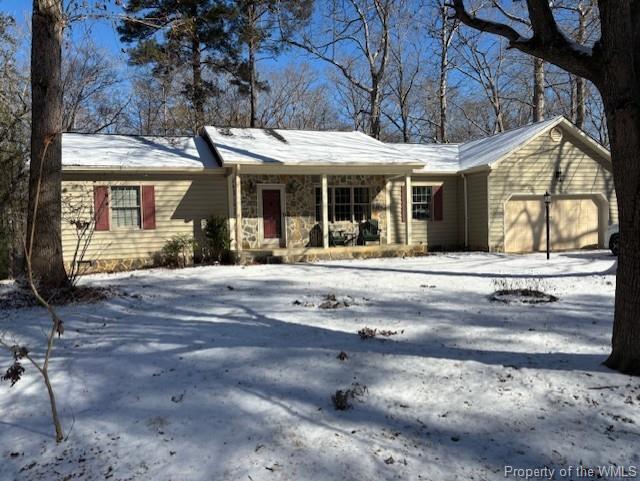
505,197,599,253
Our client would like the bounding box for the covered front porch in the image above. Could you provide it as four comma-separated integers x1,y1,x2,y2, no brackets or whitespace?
227,164,418,256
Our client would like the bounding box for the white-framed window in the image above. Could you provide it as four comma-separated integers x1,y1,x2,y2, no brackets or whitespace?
315,186,372,222
412,186,432,220
111,186,141,228
334,187,352,221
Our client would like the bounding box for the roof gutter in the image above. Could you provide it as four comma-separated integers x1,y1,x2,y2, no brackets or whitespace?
61,166,223,174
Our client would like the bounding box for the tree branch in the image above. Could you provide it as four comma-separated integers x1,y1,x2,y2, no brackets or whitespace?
447,0,601,84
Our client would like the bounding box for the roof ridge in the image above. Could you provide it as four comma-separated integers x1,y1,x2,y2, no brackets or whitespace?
63,132,197,140
205,125,359,134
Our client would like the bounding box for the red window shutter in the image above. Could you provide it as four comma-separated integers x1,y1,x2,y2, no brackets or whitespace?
142,185,156,230
93,186,110,231
433,186,444,221
401,185,406,223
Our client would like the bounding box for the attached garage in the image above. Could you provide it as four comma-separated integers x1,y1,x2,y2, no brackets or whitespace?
504,195,603,253
484,118,617,252
390,116,617,253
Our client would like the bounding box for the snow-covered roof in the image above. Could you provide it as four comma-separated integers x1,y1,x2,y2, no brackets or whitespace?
203,126,422,166
62,117,606,174
387,143,461,173
457,116,563,171
62,133,220,170
391,117,568,174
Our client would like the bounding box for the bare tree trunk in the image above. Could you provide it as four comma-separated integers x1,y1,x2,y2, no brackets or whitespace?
573,6,588,129
491,86,505,133
370,80,382,139
602,96,640,374
575,76,586,128
191,35,204,133
28,0,68,292
162,82,168,136
437,67,449,144
533,57,545,122
246,2,259,128
249,37,258,128
402,111,409,142
438,4,450,143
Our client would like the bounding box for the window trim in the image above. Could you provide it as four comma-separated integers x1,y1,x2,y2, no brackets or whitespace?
315,185,372,223
110,185,143,230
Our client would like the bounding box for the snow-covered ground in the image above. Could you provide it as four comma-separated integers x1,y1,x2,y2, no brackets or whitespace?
1,251,638,481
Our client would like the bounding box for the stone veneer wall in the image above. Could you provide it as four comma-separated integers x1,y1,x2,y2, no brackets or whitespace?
239,174,388,249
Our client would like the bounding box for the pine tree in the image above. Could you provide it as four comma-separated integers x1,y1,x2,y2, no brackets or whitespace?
118,0,239,133
231,0,312,127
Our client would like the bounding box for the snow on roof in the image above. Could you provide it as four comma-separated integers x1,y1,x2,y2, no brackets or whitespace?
391,117,565,173
203,126,422,166
387,143,461,173
62,133,220,170
457,116,563,171
61,117,587,173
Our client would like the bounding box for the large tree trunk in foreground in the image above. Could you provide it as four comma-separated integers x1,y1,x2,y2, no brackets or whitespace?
28,0,68,291
601,93,640,374
597,2,640,375
450,0,640,375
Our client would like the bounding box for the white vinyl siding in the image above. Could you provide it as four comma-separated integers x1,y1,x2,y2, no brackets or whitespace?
388,175,460,247
465,173,489,250
61,173,228,264
488,126,617,251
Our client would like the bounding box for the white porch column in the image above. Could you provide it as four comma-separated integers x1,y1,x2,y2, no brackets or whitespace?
227,174,236,250
235,169,243,252
405,174,412,245
385,179,391,244
321,174,329,248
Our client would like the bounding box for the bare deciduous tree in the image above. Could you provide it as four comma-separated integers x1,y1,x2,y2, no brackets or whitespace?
285,0,394,139
0,16,29,280
1,137,65,443
258,63,339,130
455,30,508,133
62,38,128,133
425,0,459,142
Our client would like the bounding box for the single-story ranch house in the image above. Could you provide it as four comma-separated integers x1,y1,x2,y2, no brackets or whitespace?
60,116,617,271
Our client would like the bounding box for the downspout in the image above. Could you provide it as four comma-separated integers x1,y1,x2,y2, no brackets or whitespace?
463,173,468,248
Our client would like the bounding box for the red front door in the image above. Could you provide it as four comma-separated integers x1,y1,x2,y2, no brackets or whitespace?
262,190,282,239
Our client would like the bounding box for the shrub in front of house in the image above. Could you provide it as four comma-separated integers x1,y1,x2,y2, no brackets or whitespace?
156,235,196,268
203,216,234,264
